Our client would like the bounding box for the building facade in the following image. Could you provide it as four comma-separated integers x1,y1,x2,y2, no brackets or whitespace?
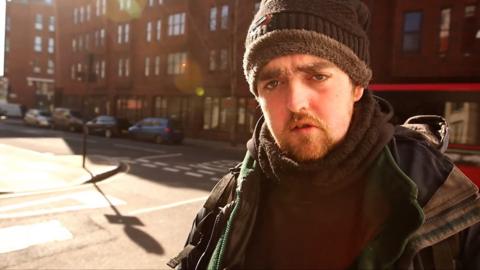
5,0,56,111
6,0,479,144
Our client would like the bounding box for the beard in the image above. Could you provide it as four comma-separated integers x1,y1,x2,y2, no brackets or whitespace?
272,111,335,162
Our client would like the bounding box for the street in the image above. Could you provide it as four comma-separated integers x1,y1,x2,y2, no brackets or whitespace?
0,120,244,269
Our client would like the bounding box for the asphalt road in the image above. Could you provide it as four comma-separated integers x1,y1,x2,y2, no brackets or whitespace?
0,120,245,269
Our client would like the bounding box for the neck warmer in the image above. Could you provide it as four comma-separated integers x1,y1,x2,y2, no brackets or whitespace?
255,91,394,194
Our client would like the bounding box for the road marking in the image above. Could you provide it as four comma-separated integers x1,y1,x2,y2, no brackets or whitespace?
113,144,166,154
155,162,167,166
193,164,227,173
129,196,208,216
185,172,203,178
175,165,191,170
210,177,219,181
136,153,183,160
0,220,73,254
197,170,215,175
141,163,157,168
137,159,150,163
163,167,180,173
0,191,125,219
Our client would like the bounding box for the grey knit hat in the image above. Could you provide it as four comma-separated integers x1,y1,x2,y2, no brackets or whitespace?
244,0,373,96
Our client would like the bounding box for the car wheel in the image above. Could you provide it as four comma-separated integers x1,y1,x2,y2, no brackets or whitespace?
154,136,163,144
105,129,112,138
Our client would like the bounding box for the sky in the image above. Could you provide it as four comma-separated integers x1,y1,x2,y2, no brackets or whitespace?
0,0,5,77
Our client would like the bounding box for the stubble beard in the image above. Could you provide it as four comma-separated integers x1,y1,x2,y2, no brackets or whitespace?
271,112,335,162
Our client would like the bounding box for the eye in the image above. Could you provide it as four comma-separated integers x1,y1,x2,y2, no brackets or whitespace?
312,74,328,81
263,80,279,90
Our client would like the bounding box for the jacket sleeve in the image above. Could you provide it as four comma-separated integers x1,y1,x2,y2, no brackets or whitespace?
460,222,480,269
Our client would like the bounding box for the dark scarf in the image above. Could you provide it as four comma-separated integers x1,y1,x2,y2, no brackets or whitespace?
255,91,394,194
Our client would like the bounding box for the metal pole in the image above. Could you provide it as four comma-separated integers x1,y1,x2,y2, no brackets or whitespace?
82,124,87,168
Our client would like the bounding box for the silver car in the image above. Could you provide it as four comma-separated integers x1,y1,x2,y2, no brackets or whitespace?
24,109,52,127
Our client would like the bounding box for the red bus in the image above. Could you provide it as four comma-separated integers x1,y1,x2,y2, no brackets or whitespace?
371,83,480,186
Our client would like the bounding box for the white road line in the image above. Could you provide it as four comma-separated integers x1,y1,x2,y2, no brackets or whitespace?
155,162,167,166
185,172,203,178
210,177,219,181
0,220,73,254
113,144,166,154
129,196,208,216
141,163,157,168
194,164,227,173
137,159,150,163
163,167,180,173
175,166,191,170
0,191,125,219
197,170,215,175
137,153,183,160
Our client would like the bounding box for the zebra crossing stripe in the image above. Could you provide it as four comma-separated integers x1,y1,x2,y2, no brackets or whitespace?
197,170,215,175
141,163,157,168
175,166,191,170
185,172,203,178
155,162,167,166
163,167,180,172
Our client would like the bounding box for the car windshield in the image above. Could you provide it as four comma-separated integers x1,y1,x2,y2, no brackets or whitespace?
39,112,51,117
97,116,115,123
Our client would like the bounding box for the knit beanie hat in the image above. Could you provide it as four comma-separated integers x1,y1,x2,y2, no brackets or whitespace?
243,0,373,96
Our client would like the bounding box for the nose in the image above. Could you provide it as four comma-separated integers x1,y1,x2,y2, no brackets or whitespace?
285,80,310,113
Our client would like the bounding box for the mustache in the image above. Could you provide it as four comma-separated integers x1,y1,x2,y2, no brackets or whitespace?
286,111,326,131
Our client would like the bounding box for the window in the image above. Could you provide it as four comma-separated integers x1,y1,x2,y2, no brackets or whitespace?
71,65,76,79
48,38,54,53
125,58,130,77
100,28,105,46
126,0,132,10
5,37,9,52
167,52,187,75
78,36,83,51
6,16,10,31
209,50,216,71
34,36,42,52
125,24,130,43
156,20,162,41
210,7,217,31
203,97,231,131
146,21,152,42
220,49,228,70
154,97,168,117
96,0,100,16
168,13,186,36
118,24,123,44
47,59,54,74
102,0,107,15
33,59,41,73
95,61,100,76
119,0,125,10
221,5,229,29
86,5,91,21
145,57,151,76
49,16,55,32
95,30,99,47
101,60,106,78
74,8,78,24
158,0,163,5
72,38,77,52
439,8,451,55
85,34,90,50
462,4,478,55
149,0,154,7
402,11,423,52
80,6,85,23
35,14,43,30
118,59,123,77
155,56,161,75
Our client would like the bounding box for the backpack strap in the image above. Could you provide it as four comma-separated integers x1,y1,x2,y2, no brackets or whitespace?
432,233,460,270
167,164,241,269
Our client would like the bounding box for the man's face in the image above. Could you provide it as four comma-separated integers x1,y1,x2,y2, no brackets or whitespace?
256,54,364,161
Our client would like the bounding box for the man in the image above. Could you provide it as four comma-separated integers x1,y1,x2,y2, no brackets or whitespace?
169,0,480,269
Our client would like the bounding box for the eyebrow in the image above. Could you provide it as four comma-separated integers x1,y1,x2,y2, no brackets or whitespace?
258,60,335,82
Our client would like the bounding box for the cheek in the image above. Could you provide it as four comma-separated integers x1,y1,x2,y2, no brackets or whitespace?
259,97,288,134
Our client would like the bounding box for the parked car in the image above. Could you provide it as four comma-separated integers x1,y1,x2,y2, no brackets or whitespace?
128,117,184,144
23,109,52,127
52,107,84,132
85,115,131,138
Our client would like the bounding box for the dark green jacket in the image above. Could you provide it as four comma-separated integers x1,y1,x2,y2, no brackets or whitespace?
170,134,480,270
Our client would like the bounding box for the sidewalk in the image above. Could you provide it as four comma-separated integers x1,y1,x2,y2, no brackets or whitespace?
0,144,122,194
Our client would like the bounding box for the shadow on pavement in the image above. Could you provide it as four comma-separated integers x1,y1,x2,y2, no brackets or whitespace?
94,183,164,255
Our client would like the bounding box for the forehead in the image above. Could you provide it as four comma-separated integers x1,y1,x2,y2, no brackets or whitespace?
258,54,338,79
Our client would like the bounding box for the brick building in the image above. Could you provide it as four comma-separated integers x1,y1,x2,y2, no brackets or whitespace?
5,0,56,111
7,0,479,144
